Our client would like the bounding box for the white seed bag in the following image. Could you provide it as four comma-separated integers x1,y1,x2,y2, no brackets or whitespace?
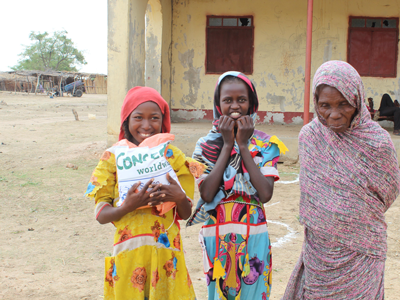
108,141,182,207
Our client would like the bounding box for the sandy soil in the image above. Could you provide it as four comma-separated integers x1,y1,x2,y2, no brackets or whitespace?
0,92,399,300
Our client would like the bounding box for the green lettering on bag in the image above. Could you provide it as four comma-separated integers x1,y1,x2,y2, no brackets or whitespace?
123,157,133,169
116,152,125,170
159,144,168,157
131,154,143,166
151,153,159,159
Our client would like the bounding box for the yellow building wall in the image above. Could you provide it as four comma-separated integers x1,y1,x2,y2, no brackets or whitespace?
108,0,131,142
107,0,400,142
160,0,172,105
145,0,163,93
108,0,172,144
170,0,400,122
312,0,400,102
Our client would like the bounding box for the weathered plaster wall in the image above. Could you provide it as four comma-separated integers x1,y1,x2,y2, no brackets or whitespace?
309,0,400,101
160,0,172,105
127,0,148,89
345,1,400,100
108,0,400,141
170,0,309,118
108,0,174,144
108,0,148,144
145,0,162,92
170,0,400,121
108,0,131,143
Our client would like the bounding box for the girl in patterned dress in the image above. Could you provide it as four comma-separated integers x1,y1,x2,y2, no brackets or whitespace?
187,72,288,300
85,86,198,300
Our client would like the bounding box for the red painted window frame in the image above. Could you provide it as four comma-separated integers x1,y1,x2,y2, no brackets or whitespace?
347,16,399,78
205,15,254,75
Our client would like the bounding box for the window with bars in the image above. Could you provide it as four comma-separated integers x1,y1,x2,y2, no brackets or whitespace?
347,17,399,77
206,16,254,74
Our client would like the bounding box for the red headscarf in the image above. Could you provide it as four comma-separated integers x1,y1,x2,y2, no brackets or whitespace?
119,86,171,140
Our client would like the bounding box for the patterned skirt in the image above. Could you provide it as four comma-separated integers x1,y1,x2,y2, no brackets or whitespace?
282,227,385,300
199,195,272,300
103,207,196,300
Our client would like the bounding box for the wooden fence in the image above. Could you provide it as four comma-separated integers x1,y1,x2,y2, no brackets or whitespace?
83,75,107,94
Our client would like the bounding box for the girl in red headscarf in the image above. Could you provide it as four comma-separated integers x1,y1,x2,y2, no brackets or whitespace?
85,87,201,299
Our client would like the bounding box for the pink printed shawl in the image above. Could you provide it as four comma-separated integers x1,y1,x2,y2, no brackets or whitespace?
298,60,400,258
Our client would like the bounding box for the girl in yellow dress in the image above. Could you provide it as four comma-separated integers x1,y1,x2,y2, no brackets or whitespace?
85,86,200,300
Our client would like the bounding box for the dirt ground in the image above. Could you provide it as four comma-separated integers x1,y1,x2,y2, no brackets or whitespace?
0,92,399,300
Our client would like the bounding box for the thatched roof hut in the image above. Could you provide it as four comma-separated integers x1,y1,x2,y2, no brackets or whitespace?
0,70,107,94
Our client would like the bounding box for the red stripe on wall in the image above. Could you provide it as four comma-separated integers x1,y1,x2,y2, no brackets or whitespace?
171,109,314,124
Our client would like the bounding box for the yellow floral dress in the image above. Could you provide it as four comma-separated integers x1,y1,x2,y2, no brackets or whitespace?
85,144,198,300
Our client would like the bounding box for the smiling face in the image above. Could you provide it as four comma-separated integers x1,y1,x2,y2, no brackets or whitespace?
219,80,250,120
128,101,163,145
316,85,357,133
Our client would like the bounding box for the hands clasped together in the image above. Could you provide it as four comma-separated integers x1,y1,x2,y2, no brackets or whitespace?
219,115,254,148
121,173,187,214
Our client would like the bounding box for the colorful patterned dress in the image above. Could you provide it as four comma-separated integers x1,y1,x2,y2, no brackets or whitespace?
85,143,196,300
201,195,273,300
190,130,287,300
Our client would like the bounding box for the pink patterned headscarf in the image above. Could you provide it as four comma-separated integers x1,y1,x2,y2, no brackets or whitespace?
299,60,400,258
312,60,371,129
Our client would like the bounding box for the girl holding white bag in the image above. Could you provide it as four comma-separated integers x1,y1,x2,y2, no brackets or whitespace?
85,86,203,300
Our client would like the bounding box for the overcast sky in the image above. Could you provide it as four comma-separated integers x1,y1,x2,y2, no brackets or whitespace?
0,0,107,74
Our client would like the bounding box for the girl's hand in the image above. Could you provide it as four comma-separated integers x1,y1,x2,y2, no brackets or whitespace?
148,173,192,219
219,115,235,147
121,179,163,213
236,116,254,147
147,173,187,206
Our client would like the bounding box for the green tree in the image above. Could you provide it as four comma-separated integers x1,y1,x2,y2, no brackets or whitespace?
12,31,87,71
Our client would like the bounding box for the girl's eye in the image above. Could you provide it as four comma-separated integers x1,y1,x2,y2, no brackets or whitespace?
152,116,160,120
239,98,247,102
134,116,142,120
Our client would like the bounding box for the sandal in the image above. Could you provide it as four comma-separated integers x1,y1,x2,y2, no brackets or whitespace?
393,130,400,136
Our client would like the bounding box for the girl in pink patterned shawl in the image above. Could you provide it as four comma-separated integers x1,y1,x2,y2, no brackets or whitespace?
283,60,400,299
